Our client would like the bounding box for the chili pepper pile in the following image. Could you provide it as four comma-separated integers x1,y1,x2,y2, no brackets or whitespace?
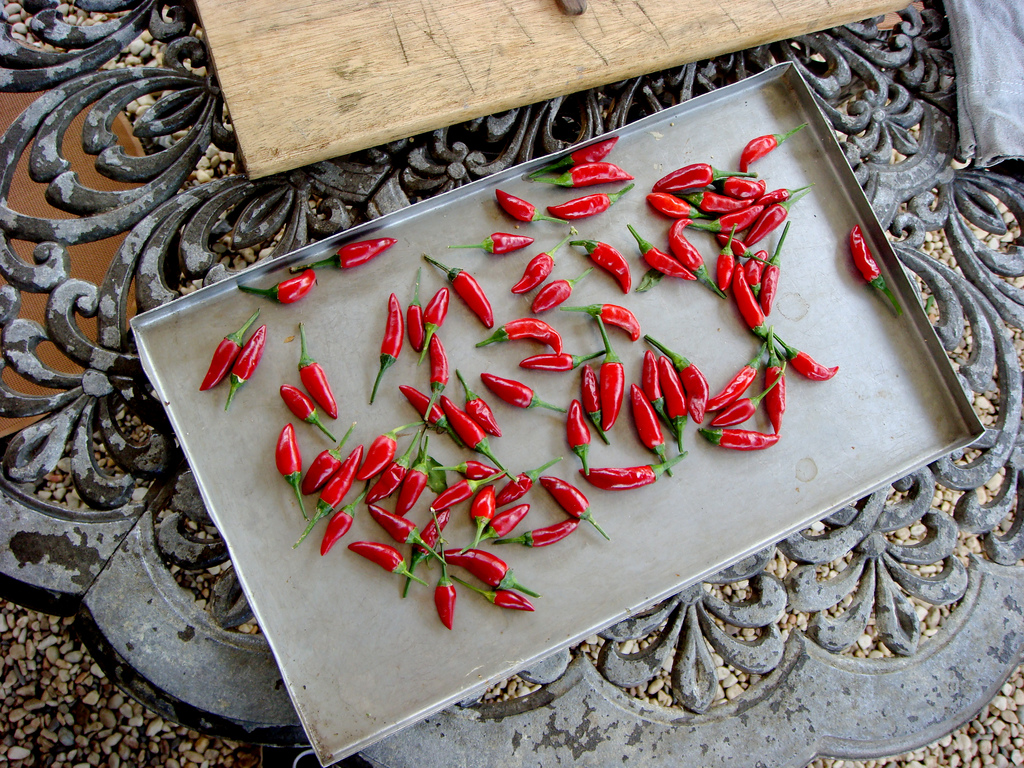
199,122,906,634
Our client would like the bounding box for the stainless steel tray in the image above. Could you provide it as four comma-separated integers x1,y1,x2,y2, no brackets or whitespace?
131,64,982,765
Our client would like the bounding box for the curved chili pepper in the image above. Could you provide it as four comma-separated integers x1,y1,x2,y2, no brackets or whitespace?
687,204,766,235
423,255,494,327
238,269,316,303
652,163,754,194
357,422,422,481
510,230,576,294
569,239,631,293
433,459,499,480
744,187,812,246
275,424,306,519
200,309,259,391
759,222,791,316
580,364,609,445
530,137,618,177
715,176,767,200
739,123,807,172
280,385,336,441
313,446,363,522
732,267,768,336
595,317,624,431
698,427,780,450
645,335,708,424
533,161,633,188
300,422,357,495
646,192,705,219
683,189,752,213
454,369,501,438
764,334,786,433
519,350,602,372
398,384,461,444
705,344,765,412
667,220,725,297
481,503,531,541
464,484,497,551
495,189,567,223
367,504,444,558
581,455,685,490
546,184,634,220
449,575,535,611
407,268,426,352
708,374,781,427
539,475,608,540
395,435,431,516
477,318,563,354
348,540,428,584
531,267,592,313
419,287,449,364
640,349,670,431
404,506,450,596
293,324,338,419
224,324,266,410
630,384,668,469
315,480,367,555
448,232,534,255
495,518,580,548
627,224,697,282
424,333,449,414
369,293,404,404
566,399,591,474
561,304,641,342
764,333,839,381
657,355,687,452
480,372,566,412
365,431,421,504
850,224,902,315
439,396,509,473
434,559,456,630
494,457,562,507
443,548,540,596
757,185,809,207
293,237,397,271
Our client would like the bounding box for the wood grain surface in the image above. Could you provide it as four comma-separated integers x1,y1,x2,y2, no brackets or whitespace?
194,0,906,179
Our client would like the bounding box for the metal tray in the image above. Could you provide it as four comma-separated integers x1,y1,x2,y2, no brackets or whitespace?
131,64,982,765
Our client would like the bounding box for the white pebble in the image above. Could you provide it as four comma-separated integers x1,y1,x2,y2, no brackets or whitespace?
128,39,145,56
8,746,32,760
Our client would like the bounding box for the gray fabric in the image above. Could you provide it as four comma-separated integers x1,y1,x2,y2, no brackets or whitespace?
946,0,1024,167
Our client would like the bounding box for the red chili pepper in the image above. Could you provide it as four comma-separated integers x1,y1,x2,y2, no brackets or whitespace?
519,350,602,372
566,399,591,474
739,123,807,172
315,479,367,555
293,237,397,271
357,422,422,481
531,267,592,313
369,293,404,404
629,384,668,469
434,560,456,630
398,384,461,444
640,349,670,431
367,504,443,556
494,518,580,548
510,231,576,294
652,163,754,194
716,226,737,292
275,423,306,519
687,204,766,235
238,269,316,303
683,189,752,213
464,484,497,551
743,257,763,287
579,364,609,445
538,475,608,540
280,385,336,441
365,431,421,504
481,503,531,541
495,189,567,223
313,446,363,519
424,333,449,414
439,396,509,473
480,372,566,412
404,507,451,596
645,335,708,424
759,222,791,316
449,232,534,255
443,548,540,596
395,435,432,516
706,344,765,412
454,369,501,437
560,303,641,342
348,540,427,584
646,192,706,219
293,324,338,420
546,183,634,220
569,239,631,293
433,460,499,480
849,224,902,315
657,355,687,452
667,219,725,297
449,575,535,611
224,324,266,410
715,176,767,200
627,224,697,282
300,422,357,495
200,309,260,391
406,268,426,353
477,318,563,354
698,427,780,450
494,457,562,507
533,161,633,188
732,267,768,336
757,186,809,207
745,187,812,246
595,317,624,432
419,287,449,363
581,455,685,490
530,137,618,177
708,374,781,427
423,255,494,328
764,332,839,381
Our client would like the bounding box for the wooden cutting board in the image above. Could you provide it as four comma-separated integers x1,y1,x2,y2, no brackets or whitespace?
194,0,905,179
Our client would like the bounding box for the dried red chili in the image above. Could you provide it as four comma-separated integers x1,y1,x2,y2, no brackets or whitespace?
739,123,807,172
280,385,336,441
560,303,641,341
443,548,540,596
596,317,624,432
238,269,316,303
849,224,902,315
423,255,494,328
315,480,367,555
407,268,426,353
579,364,609,445
744,187,811,246
357,422,422,481
628,223,697,282
539,475,608,540
652,163,755,194
224,324,266,411
698,427,780,450
510,230,576,294
455,369,501,437
300,422,357,495
480,372,566,413
449,576,535,612
370,293,404,404
419,287,449,363
295,323,338,419
534,161,633,188
705,343,766,412
645,335,709,424
657,355,687,452
200,309,259,391
531,267,592,313
519,350,603,372
275,423,306,519
569,238,632,293
546,184,634,220
530,137,618,177
495,189,567,224
439,396,509,473
581,455,685,490
667,219,726,297
293,237,397,271
566,399,591,474
477,318,563,354
494,457,562,507
494,519,580,548
348,540,427,584
449,232,534,255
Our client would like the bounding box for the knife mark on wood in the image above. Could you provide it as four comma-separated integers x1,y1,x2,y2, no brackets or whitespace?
503,2,533,43
718,3,742,32
767,0,784,17
633,2,669,48
387,2,410,66
418,0,476,93
572,27,609,66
